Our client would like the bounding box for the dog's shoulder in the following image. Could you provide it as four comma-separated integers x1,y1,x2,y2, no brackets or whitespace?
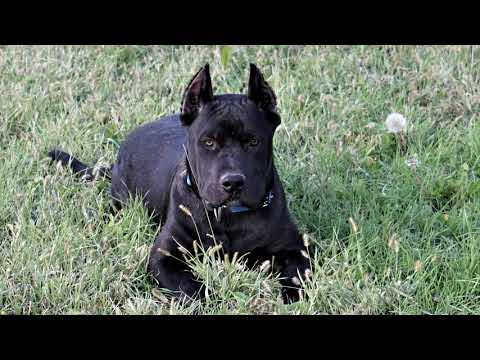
122,115,185,144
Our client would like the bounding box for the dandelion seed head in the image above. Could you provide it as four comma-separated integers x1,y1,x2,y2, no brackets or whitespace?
385,112,407,133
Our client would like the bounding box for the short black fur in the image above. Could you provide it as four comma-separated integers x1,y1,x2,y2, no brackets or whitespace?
49,64,311,303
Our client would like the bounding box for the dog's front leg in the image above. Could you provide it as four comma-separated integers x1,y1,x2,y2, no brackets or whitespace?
148,232,203,302
274,248,312,304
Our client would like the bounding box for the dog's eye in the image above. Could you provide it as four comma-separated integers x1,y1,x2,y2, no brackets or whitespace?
203,139,215,148
249,138,258,146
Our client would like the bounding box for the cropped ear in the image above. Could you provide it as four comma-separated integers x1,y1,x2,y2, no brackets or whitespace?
247,63,281,127
180,64,214,126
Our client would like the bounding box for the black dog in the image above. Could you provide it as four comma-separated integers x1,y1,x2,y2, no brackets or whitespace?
49,64,311,303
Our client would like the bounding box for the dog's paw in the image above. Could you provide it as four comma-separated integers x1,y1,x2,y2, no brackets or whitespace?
281,271,311,304
177,279,205,304
281,284,303,304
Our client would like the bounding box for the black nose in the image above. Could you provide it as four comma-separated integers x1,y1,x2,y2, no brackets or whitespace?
220,173,246,193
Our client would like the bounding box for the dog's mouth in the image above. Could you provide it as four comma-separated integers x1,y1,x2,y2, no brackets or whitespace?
203,198,243,211
203,190,252,211
203,198,252,222
201,186,269,214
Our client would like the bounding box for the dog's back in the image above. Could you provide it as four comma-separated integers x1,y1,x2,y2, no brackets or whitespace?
111,114,186,219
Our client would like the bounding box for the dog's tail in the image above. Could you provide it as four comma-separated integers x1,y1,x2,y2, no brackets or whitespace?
48,149,111,181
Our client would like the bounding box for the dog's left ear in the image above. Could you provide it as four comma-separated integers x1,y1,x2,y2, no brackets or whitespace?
247,63,281,127
180,64,214,126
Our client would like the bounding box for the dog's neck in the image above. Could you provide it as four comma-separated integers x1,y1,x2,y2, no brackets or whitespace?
184,157,200,196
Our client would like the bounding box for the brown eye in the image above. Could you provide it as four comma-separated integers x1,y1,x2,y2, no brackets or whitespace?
249,138,258,146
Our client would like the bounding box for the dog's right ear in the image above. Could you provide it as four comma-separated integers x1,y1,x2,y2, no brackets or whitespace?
180,64,214,126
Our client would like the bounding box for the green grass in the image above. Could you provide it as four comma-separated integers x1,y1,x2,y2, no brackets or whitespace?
1,45,480,314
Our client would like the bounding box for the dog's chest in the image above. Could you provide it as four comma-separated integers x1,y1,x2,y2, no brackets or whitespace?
205,214,271,254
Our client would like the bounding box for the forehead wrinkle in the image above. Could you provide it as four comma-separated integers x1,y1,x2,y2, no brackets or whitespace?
199,98,269,138
209,100,244,119
206,102,248,134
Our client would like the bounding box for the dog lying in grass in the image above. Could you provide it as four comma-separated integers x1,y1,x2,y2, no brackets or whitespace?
49,64,311,303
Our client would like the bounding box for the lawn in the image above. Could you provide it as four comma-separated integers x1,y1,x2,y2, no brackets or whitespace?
1,45,479,314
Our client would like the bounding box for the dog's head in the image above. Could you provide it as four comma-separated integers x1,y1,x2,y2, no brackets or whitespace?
180,64,281,210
